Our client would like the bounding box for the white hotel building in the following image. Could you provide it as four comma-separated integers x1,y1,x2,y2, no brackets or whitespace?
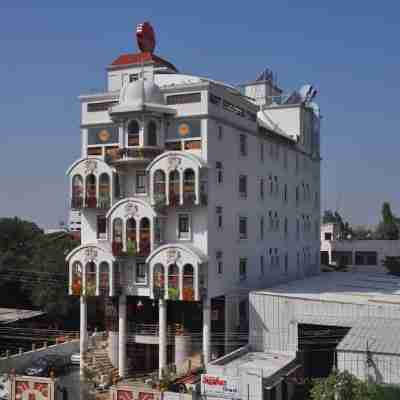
65,25,321,379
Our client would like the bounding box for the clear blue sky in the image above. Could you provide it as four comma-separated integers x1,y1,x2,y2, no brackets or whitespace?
0,2,399,228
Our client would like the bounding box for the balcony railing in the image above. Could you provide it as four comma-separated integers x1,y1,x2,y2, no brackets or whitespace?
106,147,163,163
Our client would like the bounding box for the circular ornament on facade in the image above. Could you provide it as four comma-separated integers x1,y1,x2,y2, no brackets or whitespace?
98,129,111,142
178,123,190,137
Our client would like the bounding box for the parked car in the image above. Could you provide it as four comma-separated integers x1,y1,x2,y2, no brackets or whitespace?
25,355,68,377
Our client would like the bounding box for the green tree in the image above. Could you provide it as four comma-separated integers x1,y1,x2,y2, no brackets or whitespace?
375,202,399,240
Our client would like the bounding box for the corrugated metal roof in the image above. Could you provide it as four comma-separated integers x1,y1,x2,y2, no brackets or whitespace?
0,308,44,324
254,272,400,305
337,318,400,355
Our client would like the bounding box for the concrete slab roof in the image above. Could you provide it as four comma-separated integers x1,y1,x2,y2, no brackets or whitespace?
0,308,44,325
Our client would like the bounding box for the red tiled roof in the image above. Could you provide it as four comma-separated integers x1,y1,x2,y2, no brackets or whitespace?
109,52,178,72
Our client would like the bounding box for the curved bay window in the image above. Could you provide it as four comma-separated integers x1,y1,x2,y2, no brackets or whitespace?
71,261,82,295
126,218,137,256
71,175,84,209
183,169,195,204
85,261,96,296
153,264,165,299
128,120,140,146
169,170,180,206
99,173,111,209
85,174,97,208
147,121,157,147
168,264,180,300
154,170,166,205
182,264,194,301
99,262,109,296
139,218,151,256
112,218,123,256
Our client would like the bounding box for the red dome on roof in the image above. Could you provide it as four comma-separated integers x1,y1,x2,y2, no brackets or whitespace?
136,22,156,53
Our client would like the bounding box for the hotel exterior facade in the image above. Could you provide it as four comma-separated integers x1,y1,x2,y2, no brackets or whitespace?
65,23,321,379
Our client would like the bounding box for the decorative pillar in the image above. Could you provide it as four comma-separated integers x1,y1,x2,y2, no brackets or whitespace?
166,172,170,205
195,169,200,205
179,170,184,206
203,298,211,366
118,295,127,378
80,296,88,376
95,263,100,296
158,299,167,379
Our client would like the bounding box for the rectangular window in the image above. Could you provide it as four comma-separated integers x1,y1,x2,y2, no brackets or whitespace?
129,73,139,82
216,162,223,184
166,141,182,151
239,175,247,198
135,263,147,284
260,255,265,276
260,179,264,200
216,206,223,229
239,217,248,240
136,170,146,194
324,232,332,241
355,251,377,266
239,134,247,156
178,214,191,240
284,253,289,274
97,215,107,240
216,250,223,274
166,93,201,105
88,125,119,145
239,258,247,281
260,217,264,240
87,101,118,112
260,142,264,162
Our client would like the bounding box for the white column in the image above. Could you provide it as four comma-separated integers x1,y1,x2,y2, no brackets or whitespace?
203,298,211,366
80,296,88,376
118,295,127,378
166,172,170,205
158,299,167,379
95,263,100,296
179,170,184,205
195,169,200,205
68,263,72,295
110,262,114,297
136,218,140,254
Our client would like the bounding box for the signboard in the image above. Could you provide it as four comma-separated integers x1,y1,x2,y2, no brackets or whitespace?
201,374,240,399
9,375,55,400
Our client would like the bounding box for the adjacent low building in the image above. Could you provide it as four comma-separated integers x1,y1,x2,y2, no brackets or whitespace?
249,271,400,384
321,222,400,272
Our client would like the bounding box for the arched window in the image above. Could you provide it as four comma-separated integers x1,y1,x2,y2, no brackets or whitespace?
169,170,180,206
147,121,157,147
72,175,84,209
112,218,123,256
85,261,96,296
126,218,137,256
183,169,195,204
182,264,194,301
139,218,150,256
154,170,166,202
284,217,288,238
168,264,180,300
71,261,82,296
128,120,140,146
99,173,111,209
85,174,97,208
99,262,109,296
153,264,165,299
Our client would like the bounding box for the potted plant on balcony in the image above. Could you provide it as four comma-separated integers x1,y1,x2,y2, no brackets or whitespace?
85,281,96,297
126,239,137,257
72,277,82,296
154,193,166,213
182,287,195,302
168,287,179,301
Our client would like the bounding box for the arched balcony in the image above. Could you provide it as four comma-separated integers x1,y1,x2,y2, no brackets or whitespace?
147,152,208,208
107,198,165,258
147,244,207,302
66,245,118,297
67,158,116,210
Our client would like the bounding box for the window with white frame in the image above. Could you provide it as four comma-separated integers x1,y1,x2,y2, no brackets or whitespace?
260,141,264,162
216,206,223,229
136,170,147,194
216,161,223,184
260,216,264,240
239,258,247,281
260,178,265,200
218,126,223,141
260,255,265,276
239,216,248,240
216,250,223,274
239,134,247,156
135,263,147,284
239,175,247,198
178,214,191,240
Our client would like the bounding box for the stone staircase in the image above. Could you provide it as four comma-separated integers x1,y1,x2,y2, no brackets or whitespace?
83,338,120,386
